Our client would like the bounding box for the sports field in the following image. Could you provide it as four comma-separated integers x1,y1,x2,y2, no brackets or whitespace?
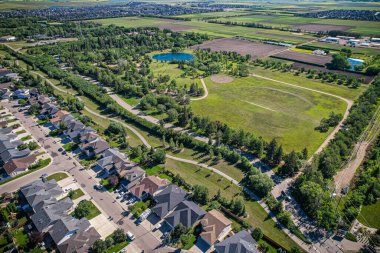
191,73,351,153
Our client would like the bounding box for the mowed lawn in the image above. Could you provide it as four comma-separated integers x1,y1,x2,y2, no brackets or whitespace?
192,75,347,153
165,159,299,251
358,200,380,229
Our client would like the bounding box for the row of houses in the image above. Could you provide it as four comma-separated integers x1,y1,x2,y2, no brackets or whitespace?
20,179,101,253
0,121,38,177
123,175,259,252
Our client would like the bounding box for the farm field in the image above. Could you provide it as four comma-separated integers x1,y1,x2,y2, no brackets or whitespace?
271,50,333,67
208,13,380,36
191,74,348,153
191,38,286,59
90,17,316,44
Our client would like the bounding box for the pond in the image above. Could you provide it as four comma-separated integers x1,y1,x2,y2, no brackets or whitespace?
348,58,364,71
152,52,194,62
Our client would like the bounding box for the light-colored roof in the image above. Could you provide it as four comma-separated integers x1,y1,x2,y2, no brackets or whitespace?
4,154,37,175
129,176,169,198
200,210,232,245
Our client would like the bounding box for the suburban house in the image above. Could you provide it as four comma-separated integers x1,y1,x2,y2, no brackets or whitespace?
48,216,91,246
13,88,29,99
199,210,232,247
214,230,259,253
20,179,63,209
0,35,16,41
122,165,145,189
41,103,59,116
0,148,31,165
96,148,129,175
0,87,11,100
79,137,109,158
30,197,74,232
50,111,72,128
64,120,85,140
37,94,52,105
57,227,101,253
3,154,37,177
164,200,206,230
151,185,187,219
129,176,169,200
79,132,99,144
20,179,100,253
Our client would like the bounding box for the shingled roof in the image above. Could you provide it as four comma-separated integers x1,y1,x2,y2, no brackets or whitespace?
200,210,232,245
129,176,169,198
215,230,259,253
152,185,187,219
164,200,206,229
57,227,101,253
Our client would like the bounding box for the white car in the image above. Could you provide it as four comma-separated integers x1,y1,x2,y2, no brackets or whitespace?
126,231,135,241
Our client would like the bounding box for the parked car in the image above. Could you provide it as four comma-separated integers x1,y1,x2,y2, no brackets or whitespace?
40,173,48,178
58,148,63,152
126,231,135,241
94,184,103,190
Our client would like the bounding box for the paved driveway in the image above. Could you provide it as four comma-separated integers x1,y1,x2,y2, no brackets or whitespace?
0,100,162,252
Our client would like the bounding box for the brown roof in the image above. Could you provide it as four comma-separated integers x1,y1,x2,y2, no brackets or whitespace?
58,227,101,253
4,155,37,175
50,110,69,123
129,176,169,198
200,210,232,245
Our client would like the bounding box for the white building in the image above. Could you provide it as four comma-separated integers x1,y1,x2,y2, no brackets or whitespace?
0,35,16,42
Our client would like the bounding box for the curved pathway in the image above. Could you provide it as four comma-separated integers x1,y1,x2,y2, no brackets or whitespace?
190,78,208,101
251,73,353,158
28,70,313,253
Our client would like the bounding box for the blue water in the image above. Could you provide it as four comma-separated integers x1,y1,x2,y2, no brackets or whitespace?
152,53,194,62
348,58,364,71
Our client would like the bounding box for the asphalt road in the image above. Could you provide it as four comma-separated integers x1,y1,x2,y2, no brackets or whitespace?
0,100,161,252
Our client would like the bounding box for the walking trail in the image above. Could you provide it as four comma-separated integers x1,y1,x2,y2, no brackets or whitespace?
190,78,208,101
28,70,313,253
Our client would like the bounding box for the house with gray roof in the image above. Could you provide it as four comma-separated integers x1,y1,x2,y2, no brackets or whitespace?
0,139,23,154
122,166,145,189
48,216,91,246
79,137,109,158
214,230,259,253
0,127,13,135
57,227,101,253
20,179,63,208
96,148,129,175
30,197,73,232
0,148,30,164
64,120,85,140
152,185,187,219
164,200,206,230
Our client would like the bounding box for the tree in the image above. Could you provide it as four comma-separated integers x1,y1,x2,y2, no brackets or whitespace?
91,239,107,253
108,175,119,187
329,54,350,70
28,141,39,151
273,145,283,166
302,147,308,160
73,200,92,219
105,122,125,136
28,103,40,115
193,185,209,205
152,149,166,164
113,228,126,243
230,196,245,216
278,151,300,177
290,247,302,253
166,108,178,122
247,174,274,198
105,237,114,248
170,224,187,241
252,227,263,241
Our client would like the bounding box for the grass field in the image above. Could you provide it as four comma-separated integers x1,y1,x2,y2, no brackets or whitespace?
358,200,380,229
165,159,299,251
46,172,68,182
191,74,347,153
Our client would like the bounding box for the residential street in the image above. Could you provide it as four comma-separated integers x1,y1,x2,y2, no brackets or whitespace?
0,100,162,252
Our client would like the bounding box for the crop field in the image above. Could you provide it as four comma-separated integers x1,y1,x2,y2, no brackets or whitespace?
91,17,316,45
208,13,380,36
191,38,286,59
271,50,333,67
